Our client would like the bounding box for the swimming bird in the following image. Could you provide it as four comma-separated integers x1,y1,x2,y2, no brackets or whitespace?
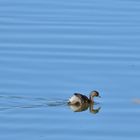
68,90,100,105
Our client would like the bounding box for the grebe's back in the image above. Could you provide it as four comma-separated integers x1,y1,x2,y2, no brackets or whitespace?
68,93,89,105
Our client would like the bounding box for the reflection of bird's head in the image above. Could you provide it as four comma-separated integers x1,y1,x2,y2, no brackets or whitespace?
90,106,101,114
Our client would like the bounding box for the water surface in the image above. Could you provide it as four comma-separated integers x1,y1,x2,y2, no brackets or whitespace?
0,0,140,139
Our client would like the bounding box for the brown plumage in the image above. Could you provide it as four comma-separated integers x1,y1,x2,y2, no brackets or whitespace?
68,90,100,105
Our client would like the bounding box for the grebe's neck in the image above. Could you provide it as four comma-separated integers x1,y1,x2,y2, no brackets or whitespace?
89,92,96,102
89,94,93,102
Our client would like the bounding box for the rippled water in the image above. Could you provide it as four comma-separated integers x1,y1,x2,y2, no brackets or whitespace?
0,0,140,139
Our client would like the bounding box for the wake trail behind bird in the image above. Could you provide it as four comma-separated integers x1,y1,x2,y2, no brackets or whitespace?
0,95,68,111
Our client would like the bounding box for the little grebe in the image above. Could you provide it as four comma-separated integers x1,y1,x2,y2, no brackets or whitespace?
68,90,100,105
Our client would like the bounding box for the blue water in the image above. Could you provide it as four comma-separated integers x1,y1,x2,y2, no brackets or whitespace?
0,0,140,139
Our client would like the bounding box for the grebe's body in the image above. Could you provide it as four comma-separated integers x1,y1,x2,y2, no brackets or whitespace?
68,93,89,104
68,91,100,105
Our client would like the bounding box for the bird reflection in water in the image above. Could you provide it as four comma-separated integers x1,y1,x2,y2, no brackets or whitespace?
68,90,101,114
68,102,101,114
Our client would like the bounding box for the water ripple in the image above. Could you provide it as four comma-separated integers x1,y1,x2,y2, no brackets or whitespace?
0,0,140,139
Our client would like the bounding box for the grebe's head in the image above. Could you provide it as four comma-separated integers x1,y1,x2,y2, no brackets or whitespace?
90,90,101,97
